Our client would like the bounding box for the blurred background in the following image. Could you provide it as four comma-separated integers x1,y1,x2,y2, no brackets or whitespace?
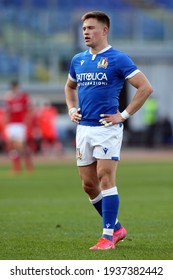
0,0,173,155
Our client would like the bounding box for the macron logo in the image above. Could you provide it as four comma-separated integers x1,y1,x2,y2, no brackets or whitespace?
106,223,111,228
103,148,108,154
81,60,85,66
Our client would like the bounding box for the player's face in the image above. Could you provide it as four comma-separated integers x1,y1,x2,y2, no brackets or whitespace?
82,18,107,49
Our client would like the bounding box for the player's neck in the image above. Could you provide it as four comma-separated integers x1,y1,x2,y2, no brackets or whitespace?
90,44,110,55
90,40,109,54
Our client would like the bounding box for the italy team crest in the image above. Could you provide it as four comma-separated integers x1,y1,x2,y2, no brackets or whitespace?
97,57,108,69
76,148,82,160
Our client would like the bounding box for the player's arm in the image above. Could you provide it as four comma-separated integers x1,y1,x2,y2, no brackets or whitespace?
124,71,153,117
4,99,10,124
25,95,33,125
64,77,82,123
4,109,10,124
99,71,153,126
64,77,77,110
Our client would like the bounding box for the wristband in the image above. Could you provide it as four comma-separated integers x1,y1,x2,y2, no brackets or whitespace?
68,107,77,116
120,109,130,120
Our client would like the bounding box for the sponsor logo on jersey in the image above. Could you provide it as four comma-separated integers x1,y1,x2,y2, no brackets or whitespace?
97,57,108,69
76,72,108,87
76,72,108,82
80,60,85,66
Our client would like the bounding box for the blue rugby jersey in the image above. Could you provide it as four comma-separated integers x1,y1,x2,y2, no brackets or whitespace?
69,46,140,126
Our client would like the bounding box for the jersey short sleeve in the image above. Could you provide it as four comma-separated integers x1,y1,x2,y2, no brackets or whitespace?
116,53,140,79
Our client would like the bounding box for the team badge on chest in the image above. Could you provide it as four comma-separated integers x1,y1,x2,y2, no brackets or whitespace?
97,57,108,69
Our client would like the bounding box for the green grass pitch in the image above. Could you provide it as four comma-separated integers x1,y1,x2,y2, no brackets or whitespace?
0,159,173,260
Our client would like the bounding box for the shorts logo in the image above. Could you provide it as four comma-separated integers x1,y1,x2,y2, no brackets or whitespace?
97,57,108,69
76,148,82,160
103,147,108,154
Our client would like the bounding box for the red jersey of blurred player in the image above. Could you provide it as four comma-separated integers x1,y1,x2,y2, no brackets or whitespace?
38,103,57,140
5,81,34,173
0,100,7,149
37,103,62,155
6,93,29,123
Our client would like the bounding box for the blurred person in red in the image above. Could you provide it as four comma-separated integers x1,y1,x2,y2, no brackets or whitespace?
0,99,7,152
37,102,62,156
4,80,34,173
26,103,42,154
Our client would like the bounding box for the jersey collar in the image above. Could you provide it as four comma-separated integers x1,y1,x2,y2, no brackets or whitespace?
89,45,112,55
89,45,112,60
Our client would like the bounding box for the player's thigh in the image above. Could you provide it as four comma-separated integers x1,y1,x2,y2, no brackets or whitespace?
78,162,101,198
97,159,119,189
93,124,123,161
76,125,96,166
78,162,98,186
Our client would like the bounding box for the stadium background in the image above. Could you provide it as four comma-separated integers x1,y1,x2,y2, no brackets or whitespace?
0,0,173,149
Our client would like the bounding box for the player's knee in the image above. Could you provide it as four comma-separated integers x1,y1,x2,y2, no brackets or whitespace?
98,172,113,189
82,182,93,194
82,179,97,195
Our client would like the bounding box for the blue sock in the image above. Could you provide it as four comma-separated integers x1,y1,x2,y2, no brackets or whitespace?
102,187,119,241
90,191,121,232
114,219,121,231
89,193,102,216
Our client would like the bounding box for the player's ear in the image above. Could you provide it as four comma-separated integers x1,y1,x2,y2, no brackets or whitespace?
103,26,109,35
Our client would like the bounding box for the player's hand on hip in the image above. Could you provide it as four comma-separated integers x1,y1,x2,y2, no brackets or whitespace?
99,112,124,127
69,108,82,124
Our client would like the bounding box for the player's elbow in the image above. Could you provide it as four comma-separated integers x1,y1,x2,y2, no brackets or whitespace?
147,84,154,97
143,83,153,98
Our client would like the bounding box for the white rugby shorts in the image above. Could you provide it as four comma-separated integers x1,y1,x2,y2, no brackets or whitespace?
76,123,123,166
5,123,27,141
